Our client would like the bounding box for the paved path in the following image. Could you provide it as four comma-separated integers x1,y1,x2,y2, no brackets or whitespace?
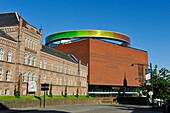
1,104,162,113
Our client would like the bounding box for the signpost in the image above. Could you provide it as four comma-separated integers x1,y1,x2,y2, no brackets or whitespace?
41,83,49,108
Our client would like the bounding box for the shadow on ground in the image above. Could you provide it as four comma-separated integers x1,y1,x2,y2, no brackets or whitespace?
101,104,162,113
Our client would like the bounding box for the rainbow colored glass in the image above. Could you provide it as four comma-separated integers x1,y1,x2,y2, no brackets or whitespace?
45,30,130,47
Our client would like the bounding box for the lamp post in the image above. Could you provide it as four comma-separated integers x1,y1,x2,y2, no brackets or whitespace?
131,63,153,104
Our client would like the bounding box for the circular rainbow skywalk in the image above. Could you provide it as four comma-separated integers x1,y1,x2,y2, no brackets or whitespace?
45,30,130,47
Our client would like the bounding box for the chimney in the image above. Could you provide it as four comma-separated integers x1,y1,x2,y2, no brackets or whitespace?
39,26,43,49
18,17,23,40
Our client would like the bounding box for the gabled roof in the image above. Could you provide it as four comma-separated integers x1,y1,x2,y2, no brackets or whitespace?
41,45,79,64
0,12,34,28
0,29,17,42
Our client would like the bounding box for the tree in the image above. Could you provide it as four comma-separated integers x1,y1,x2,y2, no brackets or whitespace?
64,85,67,97
49,83,53,97
16,75,20,98
76,87,79,98
152,65,170,99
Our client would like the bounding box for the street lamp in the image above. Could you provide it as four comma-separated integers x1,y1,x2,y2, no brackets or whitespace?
131,63,153,104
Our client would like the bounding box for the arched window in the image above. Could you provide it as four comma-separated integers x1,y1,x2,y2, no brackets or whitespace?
25,38,27,47
43,75,46,83
35,42,37,51
51,63,53,70
0,68,3,81
60,65,62,72
33,57,36,66
7,50,12,62
6,69,10,81
57,64,59,72
24,54,27,64
28,55,32,65
0,48,4,60
56,77,58,85
23,71,26,82
44,60,46,69
40,59,42,68
32,41,34,50
30,40,32,49
28,72,31,82
27,39,30,48
32,73,35,81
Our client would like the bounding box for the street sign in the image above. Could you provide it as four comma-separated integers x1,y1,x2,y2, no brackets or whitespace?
145,69,151,85
41,83,49,91
148,91,153,96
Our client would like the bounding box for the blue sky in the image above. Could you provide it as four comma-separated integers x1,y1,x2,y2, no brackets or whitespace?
0,0,170,70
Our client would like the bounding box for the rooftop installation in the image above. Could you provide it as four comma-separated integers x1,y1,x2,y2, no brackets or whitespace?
45,30,131,47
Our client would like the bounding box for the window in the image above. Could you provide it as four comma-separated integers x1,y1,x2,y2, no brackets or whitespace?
64,78,66,85
60,78,62,85
30,40,32,49
60,65,62,72
0,89,1,95
57,64,59,72
27,39,30,48
28,55,32,65
71,69,73,75
35,42,37,51
7,50,12,62
44,60,46,69
71,79,73,86
6,69,10,81
51,63,53,70
0,48,4,60
5,89,9,95
32,73,35,81
22,89,26,95
33,57,36,66
0,68,2,81
64,67,67,73
25,38,27,47
68,78,70,85
50,76,52,83
43,75,46,83
56,77,58,85
40,59,42,68
23,71,26,82
24,54,27,64
28,72,31,82
68,67,70,74
75,69,77,75
32,41,34,50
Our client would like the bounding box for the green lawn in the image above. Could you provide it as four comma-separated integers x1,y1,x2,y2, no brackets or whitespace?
0,95,96,102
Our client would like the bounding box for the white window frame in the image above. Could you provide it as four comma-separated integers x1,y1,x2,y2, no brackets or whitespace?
0,68,2,81
33,57,36,66
44,60,46,69
6,69,10,81
40,59,42,68
7,50,12,62
60,65,62,72
23,71,26,82
28,72,31,82
28,55,32,65
51,63,53,71
30,40,32,49
25,38,27,47
43,75,46,83
32,73,35,81
24,54,27,64
27,39,30,48
0,48,4,60
56,77,58,85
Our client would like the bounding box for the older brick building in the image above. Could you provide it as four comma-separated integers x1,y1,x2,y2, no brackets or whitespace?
0,12,88,96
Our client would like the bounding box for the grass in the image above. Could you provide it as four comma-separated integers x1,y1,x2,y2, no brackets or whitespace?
0,95,96,102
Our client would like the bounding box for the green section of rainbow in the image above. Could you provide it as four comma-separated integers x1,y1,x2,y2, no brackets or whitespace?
45,30,130,46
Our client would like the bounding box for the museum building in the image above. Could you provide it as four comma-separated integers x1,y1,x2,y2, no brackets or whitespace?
0,12,88,96
46,30,148,100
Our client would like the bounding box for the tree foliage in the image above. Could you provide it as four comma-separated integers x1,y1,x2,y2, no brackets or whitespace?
152,65,170,99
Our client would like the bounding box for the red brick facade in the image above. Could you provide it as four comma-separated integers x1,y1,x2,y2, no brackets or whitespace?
55,39,148,87
0,12,88,96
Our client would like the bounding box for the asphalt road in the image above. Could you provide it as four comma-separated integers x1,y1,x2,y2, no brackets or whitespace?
1,104,162,113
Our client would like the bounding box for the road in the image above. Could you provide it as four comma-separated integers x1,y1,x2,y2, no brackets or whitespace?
1,104,162,113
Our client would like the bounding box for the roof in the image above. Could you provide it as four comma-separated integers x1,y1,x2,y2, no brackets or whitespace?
0,29,17,42
41,45,86,66
0,12,34,28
